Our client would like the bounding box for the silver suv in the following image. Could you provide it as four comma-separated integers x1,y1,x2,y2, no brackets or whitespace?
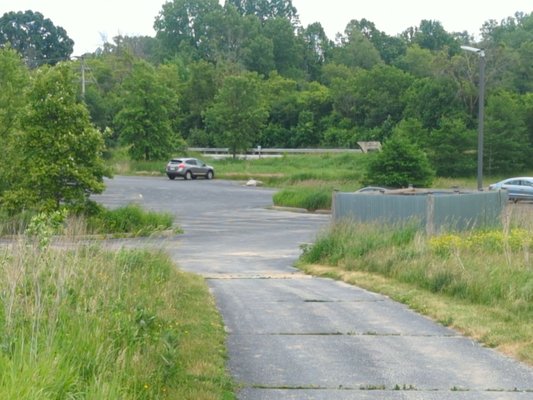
165,157,215,180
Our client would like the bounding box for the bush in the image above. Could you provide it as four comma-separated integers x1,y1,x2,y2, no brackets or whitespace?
364,134,435,188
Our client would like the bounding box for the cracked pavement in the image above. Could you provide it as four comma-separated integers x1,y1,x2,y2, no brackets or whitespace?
93,176,533,399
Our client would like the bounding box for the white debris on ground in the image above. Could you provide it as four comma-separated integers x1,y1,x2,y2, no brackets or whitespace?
245,179,263,187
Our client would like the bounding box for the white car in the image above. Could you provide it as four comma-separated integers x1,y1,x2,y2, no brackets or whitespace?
488,177,533,202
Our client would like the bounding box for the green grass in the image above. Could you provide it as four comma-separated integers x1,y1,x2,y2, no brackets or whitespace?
0,204,178,238
0,235,235,399
299,203,533,365
86,204,178,237
273,186,332,211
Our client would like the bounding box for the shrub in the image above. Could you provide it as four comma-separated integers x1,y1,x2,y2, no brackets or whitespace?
364,134,435,188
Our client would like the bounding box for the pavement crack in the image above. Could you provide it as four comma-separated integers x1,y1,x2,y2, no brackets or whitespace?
205,273,313,280
262,332,462,338
245,384,533,393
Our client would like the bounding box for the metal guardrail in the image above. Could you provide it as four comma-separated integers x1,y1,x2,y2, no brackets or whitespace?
188,147,363,155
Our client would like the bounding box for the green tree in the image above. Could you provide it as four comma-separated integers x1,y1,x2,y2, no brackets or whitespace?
260,72,298,146
179,60,220,139
0,10,74,67
299,22,333,81
2,64,108,213
204,73,268,157
426,117,476,177
114,60,181,160
343,18,406,65
242,34,276,75
404,20,459,53
263,17,304,77
364,132,435,188
331,65,414,139
395,45,435,77
154,0,223,60
227,0,299,24
0,47,28,140
484,90,529,174
524,93,533,168
332,28,382,69
402,77,464,130
0,47,29,195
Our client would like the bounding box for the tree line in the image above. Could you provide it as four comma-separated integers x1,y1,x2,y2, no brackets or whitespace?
1,1,533,212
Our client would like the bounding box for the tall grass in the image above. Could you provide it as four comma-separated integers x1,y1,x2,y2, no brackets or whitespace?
0,230,234,399
273,186,332,211
302,217,532,311
300,204,533,363
86,204,176,237
0,204,177,238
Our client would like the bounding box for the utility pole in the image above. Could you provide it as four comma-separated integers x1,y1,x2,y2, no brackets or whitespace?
461,46,486,191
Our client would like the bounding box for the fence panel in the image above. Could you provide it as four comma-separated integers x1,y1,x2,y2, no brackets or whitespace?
333,191,508,233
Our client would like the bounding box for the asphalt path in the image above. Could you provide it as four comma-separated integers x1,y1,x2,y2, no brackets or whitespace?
93,176,533,399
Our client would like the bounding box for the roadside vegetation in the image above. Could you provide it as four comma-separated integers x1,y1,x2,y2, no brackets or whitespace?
0,219,234,399
298,204,533,365
0,204,177,238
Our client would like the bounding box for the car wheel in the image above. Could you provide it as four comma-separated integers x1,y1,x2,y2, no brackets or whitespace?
206,170,214,180
167,175,176,180
185,171,193,180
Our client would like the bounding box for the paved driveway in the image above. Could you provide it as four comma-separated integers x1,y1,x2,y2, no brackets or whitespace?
94,176,533,399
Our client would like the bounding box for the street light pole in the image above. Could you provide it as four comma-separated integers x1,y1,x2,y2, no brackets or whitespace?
461,45,485,191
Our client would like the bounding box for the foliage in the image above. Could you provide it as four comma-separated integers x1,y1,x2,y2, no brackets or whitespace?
426,117,477,177
86,204,176,237
0,10,73,67
2,4,533,179
154,0,223,60
484,90,529,174
1,63,109,214
364,132,435,188
228,0,299,24
25,209,68,248
0,242,235,399
0,47,28,138
114,60,184,160
204,73,269,157
0,48,29,194
408,20,460,53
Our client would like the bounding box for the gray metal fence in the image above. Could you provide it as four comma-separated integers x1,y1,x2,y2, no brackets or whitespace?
332,190,508,234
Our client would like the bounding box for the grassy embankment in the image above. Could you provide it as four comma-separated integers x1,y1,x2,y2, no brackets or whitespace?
0,221,234,399
299,203,533,365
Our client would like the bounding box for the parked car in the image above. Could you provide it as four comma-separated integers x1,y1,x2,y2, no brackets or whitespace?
165,157,215,180
355,186,388,194
488,177,533,202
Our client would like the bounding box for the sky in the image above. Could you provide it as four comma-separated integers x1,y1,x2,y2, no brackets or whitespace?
0,0,531,56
